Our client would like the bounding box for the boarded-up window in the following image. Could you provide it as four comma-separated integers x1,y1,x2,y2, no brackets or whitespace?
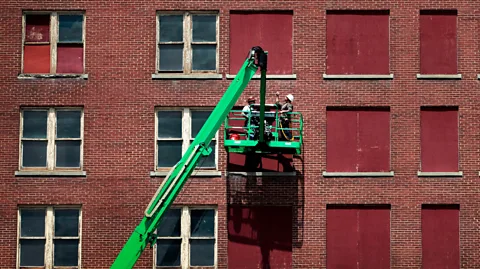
326,108,390,172
228,206,292,269
326,10,390,75
23,13,84,74
422,205,460,269
420,10,457,74
327,205,391,269
420,107,459,172
229,11,293,75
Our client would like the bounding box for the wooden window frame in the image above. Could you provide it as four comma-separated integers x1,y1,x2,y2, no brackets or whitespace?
21,11,86,75
153,206,218,269
19,107,84,172
156,11,219,74
17,206,82,269
155,107,218,171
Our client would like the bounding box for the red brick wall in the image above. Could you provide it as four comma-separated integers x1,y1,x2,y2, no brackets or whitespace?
0,1,479,269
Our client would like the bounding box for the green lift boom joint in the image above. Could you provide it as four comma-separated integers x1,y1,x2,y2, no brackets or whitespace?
110,46,303,268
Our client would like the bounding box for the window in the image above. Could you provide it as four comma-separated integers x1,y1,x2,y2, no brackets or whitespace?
18,207,81,268
422,205,460,269
420,107,459,173
155,108,217,170
325,107,390,174
327,205,391,269
419,10,458,75
19,108,83,171
22,12,85,74
228,206,292,268
155,207,216,268
326,10,390,75
229,11,293,75
156,12,218,73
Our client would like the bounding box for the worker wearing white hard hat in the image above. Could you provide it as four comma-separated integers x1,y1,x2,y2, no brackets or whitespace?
275,91,294,141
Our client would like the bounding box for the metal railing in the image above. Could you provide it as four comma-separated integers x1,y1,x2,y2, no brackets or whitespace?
224,108,303,144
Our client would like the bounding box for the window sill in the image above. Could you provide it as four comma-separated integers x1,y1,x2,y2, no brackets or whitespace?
15,170,87,177
151,73,223,80
322,171,394,177
150,170,222,177
226,74,297,80
416,74,462,80
323,74,394,80
418,171,463,177
226,171,297,177
18,74,88,80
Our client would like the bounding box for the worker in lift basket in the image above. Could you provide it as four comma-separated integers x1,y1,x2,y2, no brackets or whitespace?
242,96,257,139
275,91,294,141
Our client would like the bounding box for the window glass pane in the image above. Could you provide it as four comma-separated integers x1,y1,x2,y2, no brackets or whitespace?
191,111,211,137
191,209,215,237
20,239,45,266
56,140,81,168
159,15,183,42
157,208,181,237
158,141,182,167
190,239,215,266
22,141,47,167
23,110,48,138
192,44,216,71
21,209,45,237
156,239,181,266
25,14,50,42
192,15,216,42
197,141,215,168
58,15,83,42
54,239,79,266
159,44,183,71
158,111,182,138
54,209,79,237
56,110,81,138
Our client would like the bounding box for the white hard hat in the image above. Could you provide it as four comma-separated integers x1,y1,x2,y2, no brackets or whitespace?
286,94,294,102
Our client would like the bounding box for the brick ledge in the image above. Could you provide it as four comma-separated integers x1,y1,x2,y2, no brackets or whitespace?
323,74,394,79
15,170,87,177
323,171,394,177
418,171,463,177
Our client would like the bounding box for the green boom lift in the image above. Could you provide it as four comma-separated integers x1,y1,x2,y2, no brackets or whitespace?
110,46,303,268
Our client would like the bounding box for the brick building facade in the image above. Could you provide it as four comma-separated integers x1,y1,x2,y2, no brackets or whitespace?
1,0,479,268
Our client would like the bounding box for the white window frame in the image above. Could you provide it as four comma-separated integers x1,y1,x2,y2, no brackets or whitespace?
17,206,82,269
19,107,84,171
156,11,219,74
153,206,217,269
21,11,86,75
155,107,218,171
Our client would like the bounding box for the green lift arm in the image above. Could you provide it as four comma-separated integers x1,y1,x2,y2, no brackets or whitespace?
110,47,267,268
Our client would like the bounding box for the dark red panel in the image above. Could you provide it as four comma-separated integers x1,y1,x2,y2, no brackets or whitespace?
25,14,50,42
230,12,293,74
420,11,457,74
358,208,391,269
326,208,358,269
326,110,357,172
228,206,292,269
358,110,390,172
421,108,458,172
327,206,391,269
57,44,84,73
23,45,50,73
326,11,390,74
422,205,460,269
228,153,294,172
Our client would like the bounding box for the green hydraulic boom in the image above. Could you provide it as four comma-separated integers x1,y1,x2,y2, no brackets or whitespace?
110,47,268,268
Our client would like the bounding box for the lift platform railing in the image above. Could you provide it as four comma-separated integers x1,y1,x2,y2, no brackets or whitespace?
224,107,303,154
